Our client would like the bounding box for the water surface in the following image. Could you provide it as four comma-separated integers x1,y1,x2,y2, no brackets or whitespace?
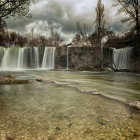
0,70,140,140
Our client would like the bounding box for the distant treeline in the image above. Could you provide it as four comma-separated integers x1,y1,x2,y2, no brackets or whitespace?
0,31,63,47
72,29,139,49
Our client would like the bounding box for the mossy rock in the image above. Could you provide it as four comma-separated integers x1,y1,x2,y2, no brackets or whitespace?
0,79,30,85
2,74,13,78
0,75,30,85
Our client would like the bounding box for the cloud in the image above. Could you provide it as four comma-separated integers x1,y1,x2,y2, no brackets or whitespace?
26,20,50,36
5,17,32,33
5,0,129,43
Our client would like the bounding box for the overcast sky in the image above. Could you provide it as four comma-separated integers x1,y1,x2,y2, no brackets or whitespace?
6,0,128,43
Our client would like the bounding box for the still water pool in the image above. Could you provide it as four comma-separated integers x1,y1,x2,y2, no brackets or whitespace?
0,70,140,140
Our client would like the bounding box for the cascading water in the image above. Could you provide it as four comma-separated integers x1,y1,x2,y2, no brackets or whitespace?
1,47,20,69
34,47,39,69
66,46,69,70
0,47,7,65
0,46,56,70
42,47,56,69
66,46,72,70
112,47,133,70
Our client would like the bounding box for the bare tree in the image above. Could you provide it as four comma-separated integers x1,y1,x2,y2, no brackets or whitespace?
95,0,106,47
0,0,34,31
0,18,7,32
0,31,9,46
49,26,63,46
0,0,33,18
76,21,89,46
113,0,140,36
38,35,48,47
72,33,81,45
9,32,18,45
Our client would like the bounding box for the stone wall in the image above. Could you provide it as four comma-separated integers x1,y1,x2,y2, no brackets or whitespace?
55,46,113,70
55,46,67,69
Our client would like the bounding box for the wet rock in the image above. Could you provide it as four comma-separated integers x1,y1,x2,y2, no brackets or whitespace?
0,75,29,85
84,128,93,134
6,137,14,140
133,131,140,137
55,127,61,131
3,74,14,79
48,136,54,140
36,77,67,85
68,123,72,127
97,120,106,125
36,78,49,82
99,121,106,125
129,101,140,110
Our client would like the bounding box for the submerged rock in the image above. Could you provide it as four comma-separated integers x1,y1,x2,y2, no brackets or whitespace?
36,77,140,111
36,78,50,82
129,101,140,110
2,74,14,78
36,77,67,85
0,74,29,85
55,127,61,131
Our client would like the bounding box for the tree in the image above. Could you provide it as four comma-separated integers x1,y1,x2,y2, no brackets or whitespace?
0,18,7,32
53,32,63,46
16,34,27,47
38,35,48,47
0,0,33,31
95,0,106,47
9,32,18,45
89,32,98,47
0,31,9,46
49,26,63,46
76,21,89,46
72,33,82,47
73,33,81,43
0,0,33,18
114,0,140,36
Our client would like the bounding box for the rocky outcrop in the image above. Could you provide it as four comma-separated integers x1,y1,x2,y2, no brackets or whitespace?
0,74,30,85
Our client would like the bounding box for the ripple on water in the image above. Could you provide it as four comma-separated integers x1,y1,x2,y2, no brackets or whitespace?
0,71,140,139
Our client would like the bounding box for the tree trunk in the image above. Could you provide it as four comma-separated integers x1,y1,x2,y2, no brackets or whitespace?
135,0,140,36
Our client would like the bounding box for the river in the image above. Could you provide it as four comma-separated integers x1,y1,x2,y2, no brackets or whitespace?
0,70,140,139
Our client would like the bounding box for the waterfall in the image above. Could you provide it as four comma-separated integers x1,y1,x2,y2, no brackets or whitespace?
0,47,6,65
1,47,19,69
0,46,56,70
42,47,56,69
66,46,69,70
34,47,39,69
113,47,133,70
18,47,24,69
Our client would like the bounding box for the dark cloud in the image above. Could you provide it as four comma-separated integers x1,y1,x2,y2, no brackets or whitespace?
5,0,129,42
5,17,32,33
